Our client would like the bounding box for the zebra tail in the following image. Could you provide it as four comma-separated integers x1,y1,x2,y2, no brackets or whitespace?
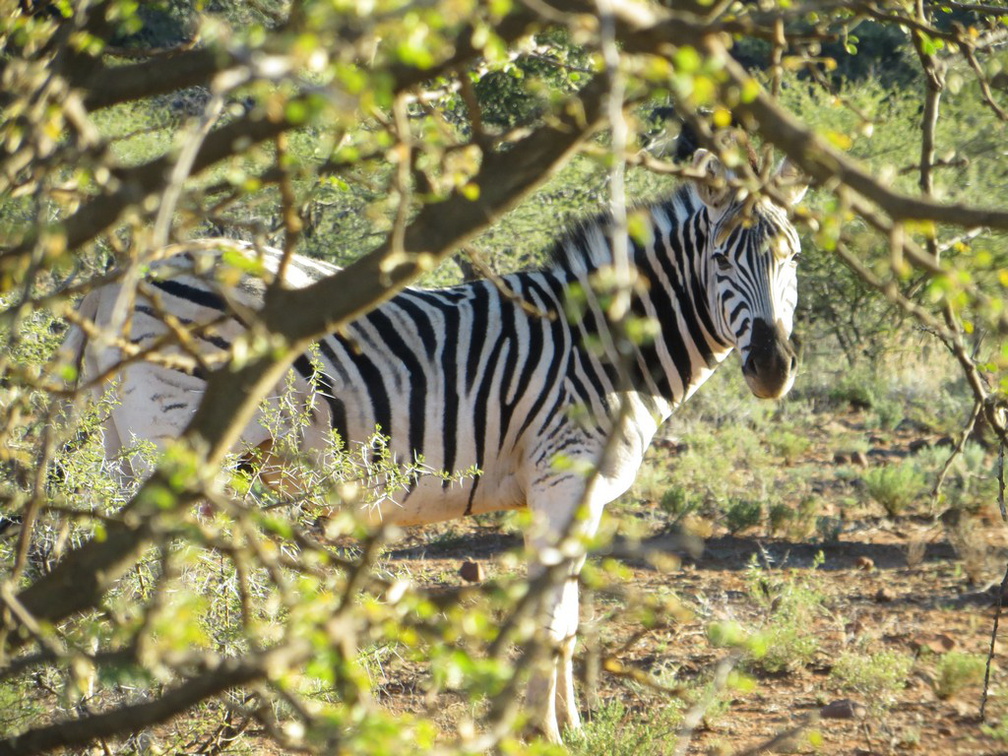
56,288,101,390
49,290,105,473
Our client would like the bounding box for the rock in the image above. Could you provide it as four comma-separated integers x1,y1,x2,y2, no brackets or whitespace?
820,698,865,719
845,620,866,638
458,560,485,583
875,587,896,603
833,452,850,464
851,451,869,467
911,634,956,654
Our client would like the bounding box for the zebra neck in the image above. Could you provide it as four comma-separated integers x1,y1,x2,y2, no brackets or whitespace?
630,213,733,414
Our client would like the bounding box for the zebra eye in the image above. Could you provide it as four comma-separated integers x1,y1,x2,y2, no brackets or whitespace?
713,253,732,272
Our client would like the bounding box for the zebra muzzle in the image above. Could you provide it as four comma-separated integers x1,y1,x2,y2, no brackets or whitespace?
742,318,798,399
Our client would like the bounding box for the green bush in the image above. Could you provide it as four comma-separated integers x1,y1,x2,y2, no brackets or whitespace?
744,554,826,674
767,502,794,537
861,461,927,517
767,430,811,465
933,652,987,700
725,498,762,535
660,485,700,523
830,651,914,715
566,699,682,756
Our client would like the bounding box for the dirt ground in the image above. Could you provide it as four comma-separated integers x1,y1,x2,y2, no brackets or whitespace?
371,530,1004,754
44,411,1008,755
364,415,1008,755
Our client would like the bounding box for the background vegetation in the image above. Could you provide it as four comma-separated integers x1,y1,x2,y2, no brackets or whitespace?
1,0,1007,753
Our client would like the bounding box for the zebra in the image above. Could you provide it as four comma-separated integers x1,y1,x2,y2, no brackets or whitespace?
60,150,806,742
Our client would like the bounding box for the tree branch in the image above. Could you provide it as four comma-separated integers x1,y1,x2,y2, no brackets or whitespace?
0,641,313,756
1,77,609,648
705,36,1008,230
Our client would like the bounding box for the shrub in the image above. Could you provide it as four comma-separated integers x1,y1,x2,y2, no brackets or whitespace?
767,430,811,465
725,498,762,535
660,485,700,524
566,699,682,756
861,461,927,517
933,652,986,700
830,651,913,715
744,554,826,674
767,502,794,537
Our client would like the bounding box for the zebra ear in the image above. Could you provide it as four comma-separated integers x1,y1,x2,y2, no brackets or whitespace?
691,149,732,211
774,157,808,205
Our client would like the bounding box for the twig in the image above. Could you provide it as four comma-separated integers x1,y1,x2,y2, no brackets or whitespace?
0,583,66,662
982,558,1008,720
982,441,1008,720
151,87,225,250
999,440,1006,523
270,131,303,291
931,399,982,503
962,42,1008,121
461,247,555,320
673,653,740,756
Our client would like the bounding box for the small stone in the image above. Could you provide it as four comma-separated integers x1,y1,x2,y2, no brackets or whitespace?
833,452,850,464
458,560,485,583
875,586,896,603
911,634,956,654
856,556,875,571
844,620,867,643
820,698,865,719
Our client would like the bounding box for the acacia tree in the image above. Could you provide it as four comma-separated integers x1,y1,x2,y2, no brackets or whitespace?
0,0,1006,753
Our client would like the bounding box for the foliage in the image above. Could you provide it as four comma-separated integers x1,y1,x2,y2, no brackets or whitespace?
766,429,811,466
861,460,929,517
566,699,683,756
830,650,914,716
921,441,999,513
932,651,987,700
743,553,826,674
724,498,763,535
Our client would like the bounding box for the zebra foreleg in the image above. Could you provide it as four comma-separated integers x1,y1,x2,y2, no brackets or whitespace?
553,576,582,732
524,559,585,741
524,476,605,741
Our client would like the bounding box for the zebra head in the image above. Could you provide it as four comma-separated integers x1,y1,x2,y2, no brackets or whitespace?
692,150,807,399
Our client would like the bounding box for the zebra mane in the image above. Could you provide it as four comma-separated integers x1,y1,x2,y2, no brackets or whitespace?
544,180,793,278
544,182,701,277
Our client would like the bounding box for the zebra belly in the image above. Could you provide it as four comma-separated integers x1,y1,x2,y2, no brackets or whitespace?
328,403,529,526
363,470,526,527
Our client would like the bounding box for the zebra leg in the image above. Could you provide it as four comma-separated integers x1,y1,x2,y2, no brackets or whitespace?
524,558,583,742
554,575,582,732
524,477,604,741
